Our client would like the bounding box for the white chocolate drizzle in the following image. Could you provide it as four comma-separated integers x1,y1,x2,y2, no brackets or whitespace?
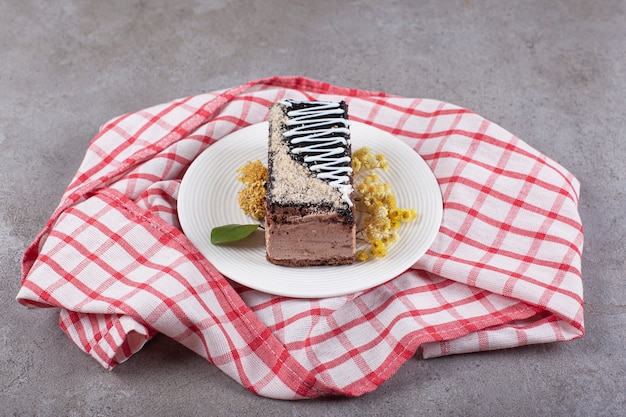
281,100,353,206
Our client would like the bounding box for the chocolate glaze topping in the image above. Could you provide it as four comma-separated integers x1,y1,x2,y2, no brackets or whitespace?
281,99,353,206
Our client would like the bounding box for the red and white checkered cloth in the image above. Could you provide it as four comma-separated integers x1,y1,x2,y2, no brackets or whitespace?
17,76,584,399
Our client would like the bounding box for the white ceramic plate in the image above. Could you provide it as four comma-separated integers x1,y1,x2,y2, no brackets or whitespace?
178,122,442,298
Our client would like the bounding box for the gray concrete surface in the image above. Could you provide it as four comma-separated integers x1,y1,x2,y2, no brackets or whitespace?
2,0,624,416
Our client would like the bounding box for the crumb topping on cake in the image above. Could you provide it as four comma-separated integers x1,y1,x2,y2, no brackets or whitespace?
267,100,353,211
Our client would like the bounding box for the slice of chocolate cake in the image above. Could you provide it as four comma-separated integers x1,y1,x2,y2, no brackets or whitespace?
265,99,356,266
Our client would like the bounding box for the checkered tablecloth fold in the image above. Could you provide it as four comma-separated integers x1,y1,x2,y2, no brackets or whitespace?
17,76,584,399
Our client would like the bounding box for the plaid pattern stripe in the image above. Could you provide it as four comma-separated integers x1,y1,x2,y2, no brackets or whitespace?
17,76,584,399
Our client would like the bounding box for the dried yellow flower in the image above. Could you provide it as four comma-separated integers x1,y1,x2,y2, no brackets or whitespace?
352,147,418,261
236,160,267,221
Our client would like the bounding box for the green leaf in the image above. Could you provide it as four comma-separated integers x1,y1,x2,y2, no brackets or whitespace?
210,224,260,244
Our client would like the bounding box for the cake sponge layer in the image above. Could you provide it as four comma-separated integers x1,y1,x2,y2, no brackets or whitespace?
265,205,356,267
